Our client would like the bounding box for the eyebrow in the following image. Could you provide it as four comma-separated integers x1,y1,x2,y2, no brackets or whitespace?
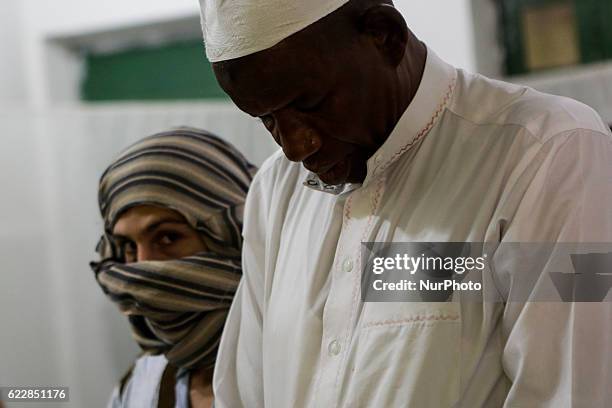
113,218,187,240
143,218,186,233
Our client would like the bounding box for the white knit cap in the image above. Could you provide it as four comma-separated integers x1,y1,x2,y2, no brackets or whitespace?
199,0,351,62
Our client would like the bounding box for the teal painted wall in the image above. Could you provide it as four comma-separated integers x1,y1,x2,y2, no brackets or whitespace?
82,40,228,101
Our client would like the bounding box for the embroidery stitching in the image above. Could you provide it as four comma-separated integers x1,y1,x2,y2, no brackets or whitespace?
374,75,458,177
327,71,458,405
363,314,461,329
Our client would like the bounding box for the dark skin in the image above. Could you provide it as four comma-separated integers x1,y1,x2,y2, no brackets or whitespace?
212,0,427,185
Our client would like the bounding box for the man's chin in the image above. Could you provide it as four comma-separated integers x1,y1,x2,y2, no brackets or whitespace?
316,159,350,185
318,173,346,186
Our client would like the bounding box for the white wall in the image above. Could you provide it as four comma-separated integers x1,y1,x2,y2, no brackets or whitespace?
28,0,198,37
470,0,505,78
511,61,612,124
30,0,476,73
10,0,479,107
396,0,477,71
17,0,202,107
0,1,27,104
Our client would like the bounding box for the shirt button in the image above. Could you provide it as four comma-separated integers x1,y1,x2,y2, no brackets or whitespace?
374,154,383,164
342,258,353,273
328,340,341,356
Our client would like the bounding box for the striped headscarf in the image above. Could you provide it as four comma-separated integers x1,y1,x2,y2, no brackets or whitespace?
90,127,257,370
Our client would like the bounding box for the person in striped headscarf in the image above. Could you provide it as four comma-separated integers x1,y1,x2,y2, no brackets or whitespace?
91,127,257,408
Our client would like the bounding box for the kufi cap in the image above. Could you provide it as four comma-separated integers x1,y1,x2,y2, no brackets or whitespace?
200,0,350,62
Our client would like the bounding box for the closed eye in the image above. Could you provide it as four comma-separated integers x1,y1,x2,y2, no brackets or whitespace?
258,115,275,129
292,92,328,113
293,98,325,112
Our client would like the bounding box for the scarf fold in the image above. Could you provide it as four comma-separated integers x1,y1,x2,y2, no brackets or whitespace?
91,127,256,370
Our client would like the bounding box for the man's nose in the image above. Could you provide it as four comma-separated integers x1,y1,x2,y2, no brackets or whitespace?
274,113,321,162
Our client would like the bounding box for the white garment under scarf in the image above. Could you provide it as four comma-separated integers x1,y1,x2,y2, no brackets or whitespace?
213,49,612,407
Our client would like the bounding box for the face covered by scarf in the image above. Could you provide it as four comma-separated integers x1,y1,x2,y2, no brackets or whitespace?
91,128,257,370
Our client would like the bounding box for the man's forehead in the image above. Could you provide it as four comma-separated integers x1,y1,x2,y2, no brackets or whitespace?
215,49,326,114
218,42,315,78
230,84,301,117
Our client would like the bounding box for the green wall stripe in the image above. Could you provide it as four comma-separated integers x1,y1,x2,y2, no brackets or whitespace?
82,40,228,101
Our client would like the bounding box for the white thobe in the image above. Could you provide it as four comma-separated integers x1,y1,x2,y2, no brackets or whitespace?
107,355,190,408
213,49,612,407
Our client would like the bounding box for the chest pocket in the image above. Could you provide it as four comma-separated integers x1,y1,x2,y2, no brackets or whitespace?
338,302,462,408
361,301,460,329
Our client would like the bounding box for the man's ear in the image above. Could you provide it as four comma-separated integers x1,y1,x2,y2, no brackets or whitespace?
358,4,409,67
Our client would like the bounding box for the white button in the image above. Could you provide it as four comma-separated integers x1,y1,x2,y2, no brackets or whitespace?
374,154,383,164
328,340,341,356
342,258,353,273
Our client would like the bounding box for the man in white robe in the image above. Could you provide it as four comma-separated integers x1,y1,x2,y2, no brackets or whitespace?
199,0,612,406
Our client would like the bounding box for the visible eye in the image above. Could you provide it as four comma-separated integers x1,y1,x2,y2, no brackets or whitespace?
122,240,137,262
156,232,183,246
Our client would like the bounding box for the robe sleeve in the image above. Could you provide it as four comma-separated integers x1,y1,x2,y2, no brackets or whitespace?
213,177,266,408
496,128,612,407
106,386,121,408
